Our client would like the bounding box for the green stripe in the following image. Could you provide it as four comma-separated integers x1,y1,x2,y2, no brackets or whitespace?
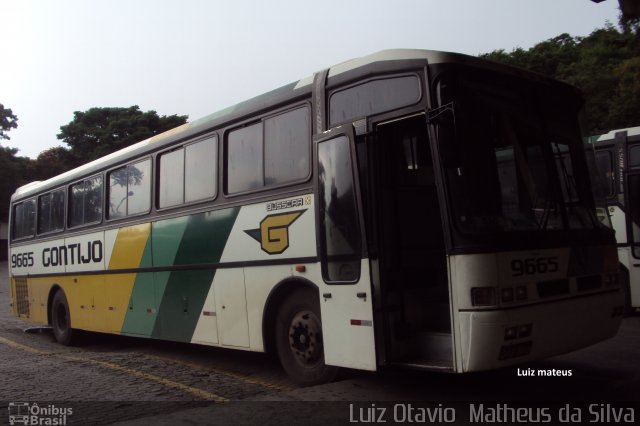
152,270,215,342
121,207,240,340
121,237,156,336
152,207,240,341
152,216,190,267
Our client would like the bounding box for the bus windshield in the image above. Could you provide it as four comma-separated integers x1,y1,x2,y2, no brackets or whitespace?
435,70,608,235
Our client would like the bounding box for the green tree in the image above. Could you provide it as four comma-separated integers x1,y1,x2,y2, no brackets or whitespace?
1,103,18,140
0,104,23,222
483,33,579,77
481,24,640,134
34,146,74,180
0,147,31,222
57,106,188,164
608,56,640,128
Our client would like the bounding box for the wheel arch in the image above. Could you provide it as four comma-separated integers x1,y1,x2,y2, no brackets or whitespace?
262,276,319,356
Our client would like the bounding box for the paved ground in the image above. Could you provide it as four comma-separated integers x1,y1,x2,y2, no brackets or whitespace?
1,260,639,425
0,261,302,424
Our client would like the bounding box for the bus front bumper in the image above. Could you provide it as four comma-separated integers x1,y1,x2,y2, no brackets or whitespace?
458,289,624,372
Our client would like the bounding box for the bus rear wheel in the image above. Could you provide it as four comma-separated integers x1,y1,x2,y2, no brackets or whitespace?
51,290,76,346
275,287,338,386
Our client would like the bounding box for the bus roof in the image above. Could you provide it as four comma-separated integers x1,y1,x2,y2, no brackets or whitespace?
589,126,640,144
11,48,566,202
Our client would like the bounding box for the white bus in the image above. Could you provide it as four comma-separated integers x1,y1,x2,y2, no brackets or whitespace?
590,126,640,316
9,49,624,385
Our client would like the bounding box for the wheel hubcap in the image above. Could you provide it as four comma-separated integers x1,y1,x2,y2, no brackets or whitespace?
288,310,322,367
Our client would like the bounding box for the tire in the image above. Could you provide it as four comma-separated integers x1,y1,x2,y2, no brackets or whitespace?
51,290,76,346
275,287,338,386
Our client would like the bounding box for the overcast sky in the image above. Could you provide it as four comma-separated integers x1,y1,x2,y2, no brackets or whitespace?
0,0,622,159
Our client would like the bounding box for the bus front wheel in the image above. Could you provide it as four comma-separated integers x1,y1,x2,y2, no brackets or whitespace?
51,290,76,346
275,287,338,386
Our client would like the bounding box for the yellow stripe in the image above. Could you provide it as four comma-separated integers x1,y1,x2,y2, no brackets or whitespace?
62,355,228,402
106,223,152,332
108,223,151,270
0,335,228,402
143,353,294,391
0,336,48,355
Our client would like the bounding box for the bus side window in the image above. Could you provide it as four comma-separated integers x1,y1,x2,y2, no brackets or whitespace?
158,137,217,208
37,189,65,234
69,175,103,228
37,193,52,234
226,106,310,194
227,123,263,194
264,106,310,186
51,189,65,231
110,167,129,219
184,137,217,202
158,148,185,208
108,160,150,219
69,181,85,227
12,199,36,239
85,175,103,223
127,160,151,215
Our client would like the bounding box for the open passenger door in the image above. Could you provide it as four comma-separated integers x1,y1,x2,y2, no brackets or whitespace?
314,126,377,371
369,114,454,371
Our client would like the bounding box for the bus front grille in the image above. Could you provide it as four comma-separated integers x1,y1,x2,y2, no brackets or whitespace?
15,279,29,316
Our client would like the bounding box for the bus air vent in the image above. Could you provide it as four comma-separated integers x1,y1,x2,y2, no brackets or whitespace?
15,278,29,317
576,275,602,292
536,279,569,298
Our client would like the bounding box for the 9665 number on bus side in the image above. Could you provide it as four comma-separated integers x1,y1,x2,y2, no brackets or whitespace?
11,252,35,268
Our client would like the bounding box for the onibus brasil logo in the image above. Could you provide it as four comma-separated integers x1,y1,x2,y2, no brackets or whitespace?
8,402,73,425
245,210,306,254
